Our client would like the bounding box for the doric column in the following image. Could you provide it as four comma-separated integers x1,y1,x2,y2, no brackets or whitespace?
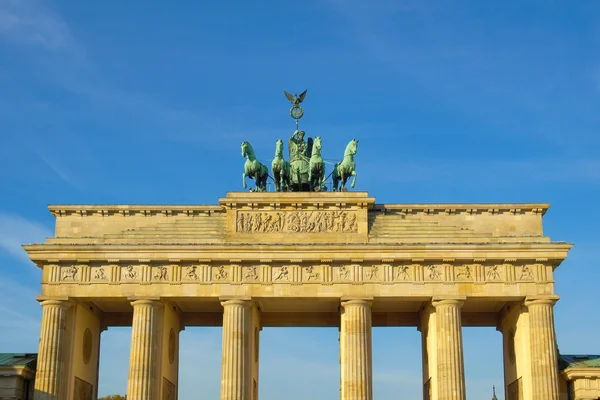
33,299,70,400
525,297,559,400
432,299,466,400
340,299,372,400
127,299,161,400
220,299,251,400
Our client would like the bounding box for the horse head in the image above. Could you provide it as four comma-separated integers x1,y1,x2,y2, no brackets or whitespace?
241,141,255,159
275,139,284,156
344,138,359,157
312,136,322,155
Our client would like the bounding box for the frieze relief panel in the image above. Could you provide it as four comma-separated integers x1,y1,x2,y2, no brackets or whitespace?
121,265,141,281
485,264,504,281
454,264,473,281
396,264,414,281
516,264,535,281
236,210,358,233
45,262,552,285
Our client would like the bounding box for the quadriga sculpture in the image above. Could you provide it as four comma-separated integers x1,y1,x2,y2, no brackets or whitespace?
241,141,269,192
271,139,291,192
332,139,358,192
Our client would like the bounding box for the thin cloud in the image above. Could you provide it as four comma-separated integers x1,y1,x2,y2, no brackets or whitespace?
0,0,75,51
34,148,77,187
0,213,51,262
0,277,41,351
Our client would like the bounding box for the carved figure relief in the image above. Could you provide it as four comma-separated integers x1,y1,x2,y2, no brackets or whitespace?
93,268,106,280
427,265,441,280
486,265,501,280
244,266,259,281
366,265,379,280
214,266,228,281
62,266,79,281
154,266,168,281
236,210,358,233
274,266,289,281
304,266,320,281
519,265,534,280
123,265,139,280
186,266,198,280
455,265,472,280
338,265,350,280
397,265,411,280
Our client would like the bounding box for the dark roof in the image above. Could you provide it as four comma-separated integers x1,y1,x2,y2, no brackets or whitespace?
0,353,37,369
559,354,600,369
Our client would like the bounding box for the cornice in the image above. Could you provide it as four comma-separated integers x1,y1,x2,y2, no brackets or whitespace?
372,203,549,216
562,367,600,379
48,204,224,217
22,242,573,266
47,202,550,217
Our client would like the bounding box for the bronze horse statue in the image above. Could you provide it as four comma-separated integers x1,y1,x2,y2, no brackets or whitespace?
271,139,291,192
241,141,268,191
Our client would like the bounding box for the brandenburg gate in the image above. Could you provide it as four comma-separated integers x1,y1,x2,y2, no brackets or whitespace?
24,191,571,399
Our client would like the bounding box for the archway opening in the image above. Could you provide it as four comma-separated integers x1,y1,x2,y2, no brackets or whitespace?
373,326,422,398
463,326,505,399
259,327,340,400
178,326,222,398
97,326,131,398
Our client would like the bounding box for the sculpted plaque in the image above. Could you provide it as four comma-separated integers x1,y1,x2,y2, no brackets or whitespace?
236,210,358,233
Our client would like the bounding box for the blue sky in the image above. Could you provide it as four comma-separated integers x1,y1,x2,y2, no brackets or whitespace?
1,0,599,398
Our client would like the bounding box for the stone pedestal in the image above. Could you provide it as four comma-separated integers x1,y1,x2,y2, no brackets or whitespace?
220,299,251,400
432,299,466,400
127,299,161,400
340,299,372,400
33,300,70,400
525,297,560,400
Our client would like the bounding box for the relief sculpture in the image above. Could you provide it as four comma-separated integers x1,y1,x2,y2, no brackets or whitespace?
186,266,199,280
487,265,501,280
214,266,228,281
62,266,78,281
244,266,259,281
94,268,106,280
274,266,289,281
304,266,320,281
397,265,411,280
154,266,168,281
427,265,441,280
236,210,358,233
366,265,379,280
123,266,138,280
455,265,472,280
519,265,534,280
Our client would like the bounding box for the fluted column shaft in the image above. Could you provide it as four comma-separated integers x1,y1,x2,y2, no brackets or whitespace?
127,299,161,400
525,298,559,400
33,300,70,400
220,299,251,400
340,300,372,400
433,299,466,400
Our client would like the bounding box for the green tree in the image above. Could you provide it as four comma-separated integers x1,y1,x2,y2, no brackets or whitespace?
98,395,126,400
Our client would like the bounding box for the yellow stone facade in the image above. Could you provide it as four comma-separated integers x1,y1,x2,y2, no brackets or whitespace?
24,191,575,399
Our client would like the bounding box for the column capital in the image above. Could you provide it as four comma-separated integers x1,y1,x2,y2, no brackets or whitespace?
524,296,559,307
432,297,465,308
220,298,252,307
38,299,72,309
129,298,163,308
340,298,373,307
